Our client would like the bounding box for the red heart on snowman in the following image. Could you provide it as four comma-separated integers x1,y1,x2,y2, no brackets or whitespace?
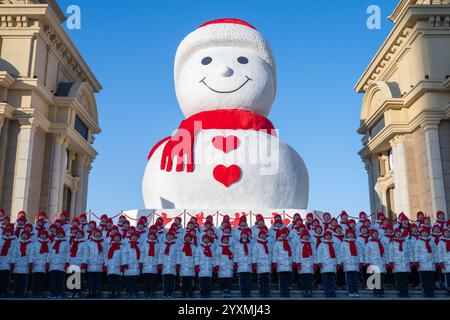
213,165,241,187
212,136,240,153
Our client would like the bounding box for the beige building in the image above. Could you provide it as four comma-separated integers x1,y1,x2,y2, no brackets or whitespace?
0,0,101,221
356,0,450,220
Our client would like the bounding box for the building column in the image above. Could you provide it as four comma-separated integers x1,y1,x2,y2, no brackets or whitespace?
365,157,376,214
10,118,37,219
81,160,92,214
48,134,65,215
74,154,86,215
390,135,411,216
423,125,447,216
0,115,4,138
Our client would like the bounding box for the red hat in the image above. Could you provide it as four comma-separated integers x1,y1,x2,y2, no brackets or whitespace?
100,214,108,220
3,224,13,235
139,216,148,222
79,213,87,220
240,228,251,238
166,231,175,239
410,223,418,230
376,212,385,219
385,224,393,230
256,214,264,222
359,225,368,232
130,232,140,239
300,230,309,238
293,213,301,220
17,216,27,223
221,235,230,243
21,230,31,239
148,230,157,238
295,223,306,231
56,228,65,237
369,229,379,236
106,218,113,224
393,228,402,235
333,225,342,232
340,211,348,217
38,229,48,238
314,225,323,232
348,219,356,225
93,228,102,235
38,211,47,218
60,211,69,218
206,215,213,222
202,234,212,242
17,210,27,218
273,214,282,222
184,233,192,241
239,215,247,223
323,212,331,219
432,225,442,232
276,227,289,239
419,227,430,234
258,229,267,238
76,229,85,237
359,211,367,219
88,220,96,227
222,215,230,223
324,230,333,238
306,212,314,219
345,229,355,236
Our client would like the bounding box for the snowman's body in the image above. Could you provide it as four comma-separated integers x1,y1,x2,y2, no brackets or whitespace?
143,129,308,209
142,19,309,211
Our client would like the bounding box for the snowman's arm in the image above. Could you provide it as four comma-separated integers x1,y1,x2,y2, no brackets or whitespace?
147,137,170,161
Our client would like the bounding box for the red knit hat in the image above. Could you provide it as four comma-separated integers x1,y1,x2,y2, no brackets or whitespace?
300,230,309,238
56,228,65,237
276,227,289,239
345,229,355,236
38,229,48,238
60,211,69,218
324,230,333,238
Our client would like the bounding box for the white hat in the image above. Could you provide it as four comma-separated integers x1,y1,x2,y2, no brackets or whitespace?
174,18,276,82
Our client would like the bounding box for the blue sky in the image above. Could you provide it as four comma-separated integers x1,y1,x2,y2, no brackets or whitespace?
57,0,398,216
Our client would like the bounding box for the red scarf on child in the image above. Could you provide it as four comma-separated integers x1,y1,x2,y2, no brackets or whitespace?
221,245,233,260
70,239,84,257
325,241,336,258
20,240,30,257
107,242,120,259
130,241,141,260
202,244,212,257
371,238,384,257
53,239,65,254
1,237,12,256
393,238,404,252
345,239,357,256
281,239,292,257
150,109,277,172
39,240,49,254
442,238,450,252
421,237,432,253
182,241,192,257
92,239,103,253
147,241,156,256
164,241,175,255
258,240,269,254
301,241,313,258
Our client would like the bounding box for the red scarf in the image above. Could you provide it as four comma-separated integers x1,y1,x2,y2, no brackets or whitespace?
359,234,369,244
314,235,322,248
334,234,344,242
258,240,269,254
107,242,120,259
92,239,103,253
281,239,292,257
152,109,277,172
70,240,84,257
393,238,404,252
371,239,384,257
20,240,30,257
442,238,450,252
202,244,212,257
53,239,65,254
325,241,336,258
221,245,233,260
1,237,12,256
432,234,440,245
182,241,192,257
345,240,357,256
130,241,141,260
39,240,49,254
421,237,432,253
242,241,249,256
301,241,313,258
164,241,175,255
147,241,156,256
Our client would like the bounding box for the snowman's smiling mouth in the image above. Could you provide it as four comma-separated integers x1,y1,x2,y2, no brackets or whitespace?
199,76,252,94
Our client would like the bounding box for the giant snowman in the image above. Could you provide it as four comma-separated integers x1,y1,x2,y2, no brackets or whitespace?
142,18,309,210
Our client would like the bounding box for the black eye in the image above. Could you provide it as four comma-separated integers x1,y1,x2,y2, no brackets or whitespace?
237,56,248,64
201,57,212,65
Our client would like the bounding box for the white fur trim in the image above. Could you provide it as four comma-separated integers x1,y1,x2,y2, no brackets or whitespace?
174,23,276,82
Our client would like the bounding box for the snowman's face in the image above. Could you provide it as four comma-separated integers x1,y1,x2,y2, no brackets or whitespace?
175,47,275,118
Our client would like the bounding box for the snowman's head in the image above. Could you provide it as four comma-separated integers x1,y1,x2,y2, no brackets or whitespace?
175,19,276,118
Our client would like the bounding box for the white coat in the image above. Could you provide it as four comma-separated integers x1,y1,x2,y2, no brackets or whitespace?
294,241,316,274
340,239,362,272
414,237,437,272
388,239,411,273
177,242,195,277
11,240,32,274
214,243,234,278
272,239,294,273
67,240,89,273
195,244,214,277
233,241,253,273
141,240,160,274
317,240,340,273
364,239,387,273
0,236,16,271
87,239,107,272
123,242,142,276
30,240,49,273
158,240,178,276
105,243,126,275
252,239,272,274
438,237,450,273
49,239,69,272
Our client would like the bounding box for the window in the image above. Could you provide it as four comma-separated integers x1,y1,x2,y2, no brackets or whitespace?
75,115,89,140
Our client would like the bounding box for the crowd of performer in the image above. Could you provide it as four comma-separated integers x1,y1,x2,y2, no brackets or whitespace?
0,208,449,299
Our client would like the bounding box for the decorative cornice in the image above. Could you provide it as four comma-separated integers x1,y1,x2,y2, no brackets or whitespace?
0,102,14,118
0,71,15,88
389,134,406,147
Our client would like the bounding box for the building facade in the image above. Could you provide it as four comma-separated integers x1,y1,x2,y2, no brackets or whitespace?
356,0,450,220
0,0,101,221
